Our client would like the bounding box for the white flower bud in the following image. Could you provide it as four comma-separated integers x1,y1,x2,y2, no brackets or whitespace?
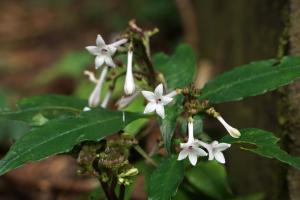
101,90,112,108
187,119,194,143
88,66,108,107
217,116,241,138
124,50,135,95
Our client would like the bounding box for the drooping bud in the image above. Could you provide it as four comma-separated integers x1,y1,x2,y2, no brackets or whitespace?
116,91,139,109
124,50,135,95
216,116,241,138
101,90,112,108
88,66,108,107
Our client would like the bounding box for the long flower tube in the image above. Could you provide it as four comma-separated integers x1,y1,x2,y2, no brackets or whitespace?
88,66,108,107
124,50,135,95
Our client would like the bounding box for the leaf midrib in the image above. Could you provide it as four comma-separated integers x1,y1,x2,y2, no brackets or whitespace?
200,64,300,99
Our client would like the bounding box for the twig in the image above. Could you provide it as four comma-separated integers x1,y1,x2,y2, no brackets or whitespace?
134,145,158,167
119,185,125,200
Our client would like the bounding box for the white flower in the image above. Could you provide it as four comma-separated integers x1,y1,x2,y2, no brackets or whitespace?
86,34,127,69
124,50,135,95
178,120,207,166
216,116,241,138
141,84,175,119
197,140,231,164
88,66,108,107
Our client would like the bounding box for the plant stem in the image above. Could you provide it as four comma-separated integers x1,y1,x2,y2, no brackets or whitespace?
99,178,118,200
119,185,125,200
144,52,157,87
110,178,117,199
99,179,112,200
134,145,158,167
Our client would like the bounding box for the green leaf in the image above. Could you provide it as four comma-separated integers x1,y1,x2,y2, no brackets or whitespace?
148,155,184,200
123,96,149,135
199,56,300,104
0,108,142,175
0,95,86,124
0,119,30,141
185,161,232,200
222,128,300,170
154,44,196,89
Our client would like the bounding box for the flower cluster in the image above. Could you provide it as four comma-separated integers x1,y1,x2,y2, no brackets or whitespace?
84,34,179,114
84,33,240,167
178,118,231,166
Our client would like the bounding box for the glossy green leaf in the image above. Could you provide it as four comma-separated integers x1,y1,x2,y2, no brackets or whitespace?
0,95,86,124
148,155,184,200
154,44,196,89
222,128,300,170
0,108,142,175
200,56,300,104
186,161,232,200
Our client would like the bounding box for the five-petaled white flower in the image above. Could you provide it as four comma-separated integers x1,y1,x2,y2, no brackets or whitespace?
216,116,241,138
197,140,231,164
141,84,176,119
86,34,127,69
177,120,208,166
124,50,135,95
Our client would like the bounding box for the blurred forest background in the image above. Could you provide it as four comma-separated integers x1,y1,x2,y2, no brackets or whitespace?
0,0,298,199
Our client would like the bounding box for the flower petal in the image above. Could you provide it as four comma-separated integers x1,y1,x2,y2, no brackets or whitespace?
178,150,189,160
141,91,155,101
96,34,106,47
110,38,128,48
155,103,165,119
104,56,116,67
86,46,99,56
214,152,226,164
194,147,208,157
161,96,173,105
215,143,231,152
197,140,214,160
154,83,164,98
180,142,190,149
144,102,156,114
107,45,117,55
188,152,198,166
95,56,105,69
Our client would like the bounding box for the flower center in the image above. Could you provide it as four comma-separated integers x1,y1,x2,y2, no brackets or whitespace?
156,98,162,103
101,48,108,53
188,146,193,150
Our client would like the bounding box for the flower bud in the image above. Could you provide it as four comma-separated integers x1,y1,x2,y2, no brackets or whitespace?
217,116,241,138
124,51,135,95
88,67,108,107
